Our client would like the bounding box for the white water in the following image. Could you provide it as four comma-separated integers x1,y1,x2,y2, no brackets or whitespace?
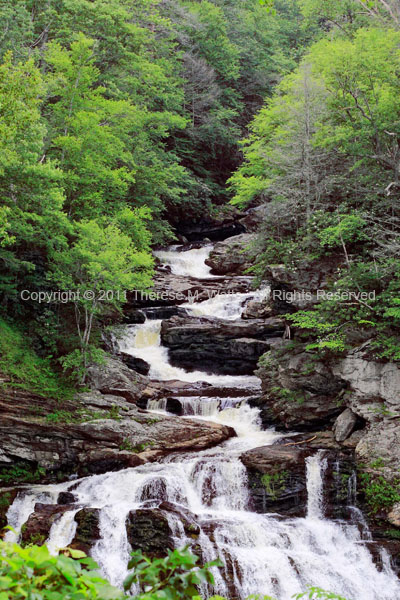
154,245,216,279
46,508,79,555
6,243,400,599
182,286,270,320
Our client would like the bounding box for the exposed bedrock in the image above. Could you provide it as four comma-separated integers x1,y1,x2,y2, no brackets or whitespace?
126,504,200,558
254,344,346,431
241,442,355,519
255,338,400,538
0,379,235,486
160,315,285,375
205,233,257,275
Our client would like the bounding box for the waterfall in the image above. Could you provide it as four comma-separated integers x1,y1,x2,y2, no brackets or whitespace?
6,243,400,600
184,286,270,320
154,245,216,279
306,452,328,520
46,509,79,555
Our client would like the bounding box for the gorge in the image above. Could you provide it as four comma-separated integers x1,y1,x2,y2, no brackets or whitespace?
3,241,400,600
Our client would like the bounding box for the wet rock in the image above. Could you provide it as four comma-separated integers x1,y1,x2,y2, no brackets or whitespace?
57,491,77,505
126,504,200,558
0,388,234,482
241,445,312,517
127,272,252,308
87,357,150,403
158,501,200,536
126,508,174,557
241,443,355,519
142,306,189,320
333,409,359,442
70,508,101,554
205,234,257,275
255,345,346,430
21,503,72,546
119,353,150,376
122,309,146,324
0,488,18,534
365,533,400,575
161,315,284,375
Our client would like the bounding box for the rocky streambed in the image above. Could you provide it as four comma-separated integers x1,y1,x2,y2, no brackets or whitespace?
1,232,400,599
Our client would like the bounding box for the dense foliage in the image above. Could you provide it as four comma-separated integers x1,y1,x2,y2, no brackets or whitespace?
0,541,348,600
230,1,400,357
0,0,316,385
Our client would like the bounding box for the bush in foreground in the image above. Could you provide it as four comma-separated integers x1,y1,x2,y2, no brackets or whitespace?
0,540,347,600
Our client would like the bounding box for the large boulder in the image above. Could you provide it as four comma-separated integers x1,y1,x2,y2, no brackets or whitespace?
86,358,150,403
70,508,101,554
255,345,346,430
333,409,359,442
205,234,257,275
161,315,284,375
20,503,73,546
126,504,200,558
240,445,313,516
119,352,150,376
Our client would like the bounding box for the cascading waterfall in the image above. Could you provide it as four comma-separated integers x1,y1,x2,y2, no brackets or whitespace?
183,286,270,320
46,508,79,556
6,243,400,600
306,452,328,520
154,245,216,279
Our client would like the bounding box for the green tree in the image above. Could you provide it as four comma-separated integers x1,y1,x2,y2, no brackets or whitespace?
52,218,153,382
0,52,69,309
44,35,136,220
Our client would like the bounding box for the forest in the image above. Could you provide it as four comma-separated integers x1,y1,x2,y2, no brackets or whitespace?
0,0,314,389
0,0,399,391
1,1,400,599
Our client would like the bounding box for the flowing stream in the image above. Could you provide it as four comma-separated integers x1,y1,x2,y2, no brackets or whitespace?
6,243,400,600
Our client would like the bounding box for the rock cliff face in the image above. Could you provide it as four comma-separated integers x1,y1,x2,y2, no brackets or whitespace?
254,345,346,430
240,441,354,519
255,336,400,536
247,250,400,540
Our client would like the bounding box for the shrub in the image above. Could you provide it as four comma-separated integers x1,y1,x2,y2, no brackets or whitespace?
0,541,124,599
